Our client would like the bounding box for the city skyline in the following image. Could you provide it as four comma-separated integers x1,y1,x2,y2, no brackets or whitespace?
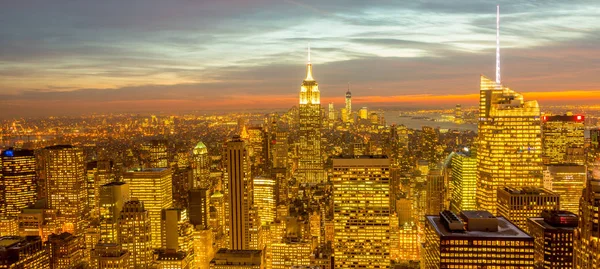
1,1,599,118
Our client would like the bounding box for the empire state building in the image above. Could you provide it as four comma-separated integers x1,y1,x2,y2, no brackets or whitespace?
298,47,325,183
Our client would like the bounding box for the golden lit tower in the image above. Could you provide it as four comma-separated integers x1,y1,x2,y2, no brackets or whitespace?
542,114,585,165
99,181,130,244
332,155,391,268
148,139,168,168
0,148,37,219
86,160,115,222
118,199,153,269
345,83,352,123
48,232,85,269
496,187,559,233
477,6,542,215
123,168,173,249
253,177,276,225
450,151,477,213
298,45,324,183
42,145,88,235
192,141,211,188
528,210,578,269
573,167,600,269
226,136,253,250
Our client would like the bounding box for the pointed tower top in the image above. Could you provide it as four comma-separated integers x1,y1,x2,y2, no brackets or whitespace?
305,44,314,81
346,82,351,94
496,5,501,85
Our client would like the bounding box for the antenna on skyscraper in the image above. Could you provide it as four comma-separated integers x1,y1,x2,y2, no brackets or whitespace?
308,43,311,64
496,5,501,85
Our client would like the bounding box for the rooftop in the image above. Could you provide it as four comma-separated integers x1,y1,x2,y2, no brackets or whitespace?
500,186,556,196
426,215,531,239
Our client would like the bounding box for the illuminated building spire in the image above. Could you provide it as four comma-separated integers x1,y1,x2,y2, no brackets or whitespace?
305,43,314,81
496,5,501,85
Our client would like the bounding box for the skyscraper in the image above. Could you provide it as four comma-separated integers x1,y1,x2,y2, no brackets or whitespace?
345,84,352,123
148,139,168,168
573,168,600,269
253,177,276,225
192,141,211,188
189,188,210,229
426,168,445,215
297,46,324,183
118,199,153,269
42,145,87,235
123,168,173,249
332,155,391,268
496,187,559,233
450,151,477,213
528,210,578,269
0,148,36,219
477,7,542,215
0,236,49,268
542,114,585,165
86,160,115,221
48,232,84,269
98,181,129,244
226,136,253,250
544,165,586,213
423,210,534,268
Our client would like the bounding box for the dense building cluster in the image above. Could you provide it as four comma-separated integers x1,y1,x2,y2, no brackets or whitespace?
1,7,600,269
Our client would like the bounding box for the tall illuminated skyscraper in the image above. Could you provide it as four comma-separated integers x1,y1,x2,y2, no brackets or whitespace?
48,232,84,269
496,187,559,233
426,168,445,215
298,46,324,183
42,145,87,235
86,160,115,222
573,168,600,269
477,7,542,215
192,141,211,188
118,199,153,269
123,168,172,249
148,139,168,168
542,114,585,165
544,165,586,213
226,136,253,250
332,155,391,268
0,148,36,219
450,152,477,213
189,188,210,229
253,177,276,225
345,84,352,123
98,181,129,243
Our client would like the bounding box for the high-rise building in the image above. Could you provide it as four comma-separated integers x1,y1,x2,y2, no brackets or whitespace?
477,8,543,215
122,168,172,249
98,182,129,244
528,210,578,269
271,238,311,269
189,188,210,229
155,249,193,269
332,156,391,268
193,228,215,269
345,84,352,123
544,165,586,213
192,142,211,189
226,136,253,250
210,249,263,269
450,152,477,213
118,199,153,269
42,145,87,235
573,168,600,269
247,127,269,175
423,210,534,268
358,107,368,120
86,160,115,221
327,103,335,123
497,187,559,233
454,104,463,124
92,243,129,269
270,131,288,170
48,232,84,269
0,236,49,268
1,149,36,219
148,139,168,168
253,177,276,225
542,114,585,165
161,208,194,254
477,75,542,215
426,168,445,215
297,47,324,183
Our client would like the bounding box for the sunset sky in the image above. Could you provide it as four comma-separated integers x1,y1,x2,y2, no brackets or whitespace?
1,0,599,117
